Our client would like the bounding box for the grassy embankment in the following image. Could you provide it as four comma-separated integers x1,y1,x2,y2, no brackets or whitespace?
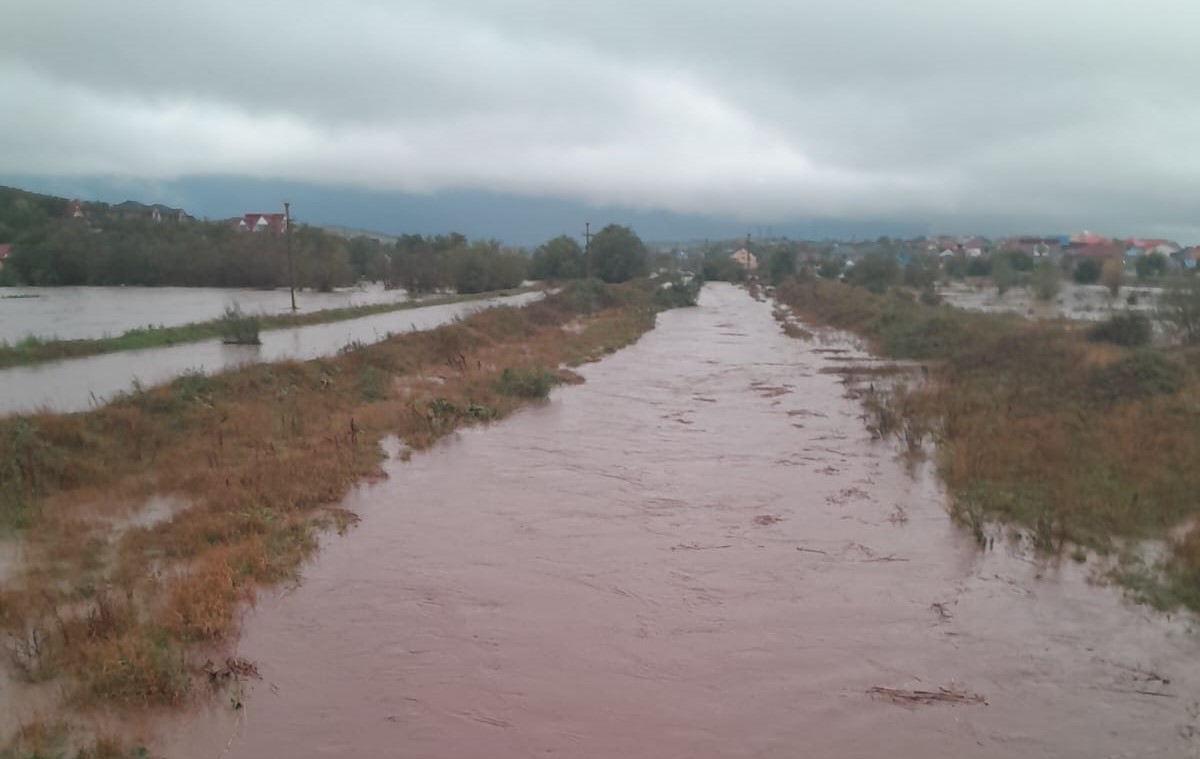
774,277,1200,611
0,287,535,370
0,279,675,757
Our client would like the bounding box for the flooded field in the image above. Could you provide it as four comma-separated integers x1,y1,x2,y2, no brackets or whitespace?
0,291,541,415
140,284,1198,758
938,280,1161,321
0,283,417,344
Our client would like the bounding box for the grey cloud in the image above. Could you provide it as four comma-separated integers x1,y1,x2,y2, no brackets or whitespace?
3,0,1199,239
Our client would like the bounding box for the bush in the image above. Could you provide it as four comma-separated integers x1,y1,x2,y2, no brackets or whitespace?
1088,351,1185,404
494,366,559,398
1073,258,1102,284
560,278,619,314
1159,277,1200,344
653,273,701,308
844,255,899,294
1135,252,1169,281
1086,312,1151,347
1030,260,1061,301
817,257,844,279
218,304,261,345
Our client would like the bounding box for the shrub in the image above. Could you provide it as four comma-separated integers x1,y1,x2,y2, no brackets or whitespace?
1088,351,1185,404
1031,260,1061,301
1086,312,1151,347
218,304,261,345
844,255,899,294
494,366,559,398
1159,277,1200,345
1073,258,1102,284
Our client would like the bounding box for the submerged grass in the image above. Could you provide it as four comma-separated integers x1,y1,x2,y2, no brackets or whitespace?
0,279,663,750
0,287,536,370
775,277,1200,611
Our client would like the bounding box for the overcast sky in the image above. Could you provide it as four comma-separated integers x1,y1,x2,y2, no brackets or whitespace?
4,0,1199,239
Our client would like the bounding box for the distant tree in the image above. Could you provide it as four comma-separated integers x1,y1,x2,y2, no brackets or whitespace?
994,249,1034,272
903,254,939,290
702,253,747,283
1158,277,1200,344
1073,258,1102,285
529,235,584,281
817,257,844,279
447,240,527,294
766,247,798,284
1135,252,1169,281
1100,257,1124,298
589,225,648,283
844,255,899,294
991,255,1017,295
1030,260,1062,301
966,257,991,277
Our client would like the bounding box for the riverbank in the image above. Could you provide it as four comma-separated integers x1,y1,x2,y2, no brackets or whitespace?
0,280,672,755
773,277,1200,611
0,287,536,370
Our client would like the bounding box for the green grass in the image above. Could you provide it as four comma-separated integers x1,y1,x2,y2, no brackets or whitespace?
0,287,537,370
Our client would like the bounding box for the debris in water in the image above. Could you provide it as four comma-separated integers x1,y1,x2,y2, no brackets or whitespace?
752,515,783,526
671,543,732,551
204,657,262,683
867,685,986,707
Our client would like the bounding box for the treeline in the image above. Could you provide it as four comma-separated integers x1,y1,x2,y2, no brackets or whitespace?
0,187,658,293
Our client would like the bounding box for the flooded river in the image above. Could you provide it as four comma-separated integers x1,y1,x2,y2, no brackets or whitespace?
0,291,541,415
0,283,416,344
144,284,1197,757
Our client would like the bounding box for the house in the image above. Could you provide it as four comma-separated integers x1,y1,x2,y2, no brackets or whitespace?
235,213,288,233
730,248,758,270
67,199,86,219
1068,241,1125,261
0,243,11,271
112,200,191,223
1001,235,1063,258
1125,238,1180,257
1173,247,1199,270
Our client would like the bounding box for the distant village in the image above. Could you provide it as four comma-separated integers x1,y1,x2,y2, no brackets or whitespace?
3,190,1198,280
711,231,1198,274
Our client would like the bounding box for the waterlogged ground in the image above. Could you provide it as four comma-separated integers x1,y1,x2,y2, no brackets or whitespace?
137,284,1198,757
938,280,1162,321
0,283,416,344
0,291,541,415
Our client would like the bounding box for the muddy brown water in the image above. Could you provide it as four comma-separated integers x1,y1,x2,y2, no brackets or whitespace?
133,284,1198,756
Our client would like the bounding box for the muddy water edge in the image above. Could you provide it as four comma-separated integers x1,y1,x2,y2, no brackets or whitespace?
143,283,1199,757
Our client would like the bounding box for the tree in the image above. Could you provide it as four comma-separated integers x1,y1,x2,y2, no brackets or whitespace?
1135,252,1169,281
991,255,1017,296
817,257,844,279
1100,257,1123,298
1073,258,1102,285
447,241,528,294
903,254,939,290
1159,277,1200,344
589,224,648,283
766,247,798,284
1030,260,1061,301
844,255,899,294
529,235,584,281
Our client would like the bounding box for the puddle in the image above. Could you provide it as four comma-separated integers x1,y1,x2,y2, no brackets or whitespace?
117,284,1200,757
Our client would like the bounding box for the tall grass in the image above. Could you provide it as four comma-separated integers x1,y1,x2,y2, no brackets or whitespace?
217,304,261,345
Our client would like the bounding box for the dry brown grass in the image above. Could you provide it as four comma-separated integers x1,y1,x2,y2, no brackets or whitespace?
0,282,662,748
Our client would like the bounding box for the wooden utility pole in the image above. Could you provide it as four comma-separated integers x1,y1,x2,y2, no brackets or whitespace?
584,221,594,279
284,201,297,311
